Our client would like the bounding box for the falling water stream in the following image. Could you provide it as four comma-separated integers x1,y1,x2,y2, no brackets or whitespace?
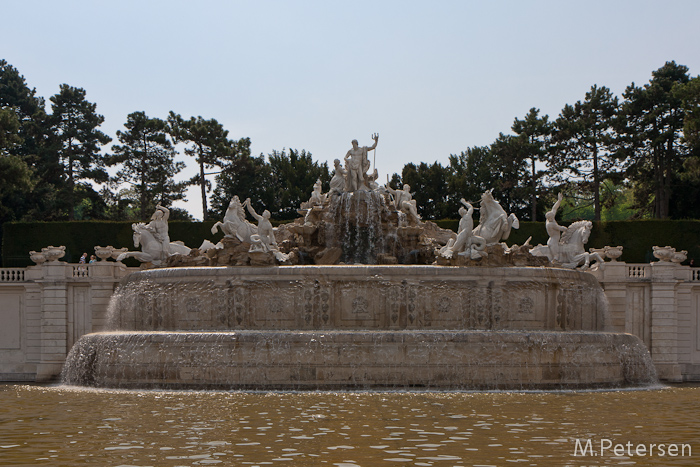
327,191,390,264
1,383,698,466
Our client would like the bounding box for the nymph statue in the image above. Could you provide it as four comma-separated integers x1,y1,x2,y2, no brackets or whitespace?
386,183,421,224
308,179,327,206
245,198,277,252
329,159,347,195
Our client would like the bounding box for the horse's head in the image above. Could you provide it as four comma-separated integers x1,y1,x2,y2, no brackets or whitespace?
562,220,592,246
132,222,147,248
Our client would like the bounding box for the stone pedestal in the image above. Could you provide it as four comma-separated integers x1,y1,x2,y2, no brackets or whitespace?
649,262,683,381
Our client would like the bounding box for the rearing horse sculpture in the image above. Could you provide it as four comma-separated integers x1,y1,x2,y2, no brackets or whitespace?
532,220,604,270
211,195,258,243
472,190,520,245
117,223,190,266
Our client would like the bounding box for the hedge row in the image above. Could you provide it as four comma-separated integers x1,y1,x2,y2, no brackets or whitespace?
3,219,699,267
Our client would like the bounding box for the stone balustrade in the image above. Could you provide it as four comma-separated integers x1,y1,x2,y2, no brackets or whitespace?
0,268,25,282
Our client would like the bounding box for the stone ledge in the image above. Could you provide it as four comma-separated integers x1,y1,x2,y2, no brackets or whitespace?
62,330,657,390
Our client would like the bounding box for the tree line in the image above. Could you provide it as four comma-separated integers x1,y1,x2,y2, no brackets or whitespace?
1,59,699,226
403,61,700,222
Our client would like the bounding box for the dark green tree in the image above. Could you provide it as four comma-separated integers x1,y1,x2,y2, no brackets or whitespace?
447,142,530,219
619,61,691,218
0,106,22,150
168,112,236,220
665,76,700,218
511,108,553,220
49,84,111,219
488,133,533,218
551,85,620,221
109,112,186,220
210,138,275,219
0,60,55,221
0,107,34,221
401,161,452,219
674,76,700,155
387,172,402,190
447,146,497,205
268,149,330,219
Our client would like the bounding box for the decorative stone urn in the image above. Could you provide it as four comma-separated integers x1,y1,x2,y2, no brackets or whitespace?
29,251,47,264
652,246,675,262
671,250,688,264
94,245,115,261
41,245,66,262
604,246,623,262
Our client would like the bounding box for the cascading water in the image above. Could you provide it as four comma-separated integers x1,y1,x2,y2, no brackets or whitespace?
325,191,391,264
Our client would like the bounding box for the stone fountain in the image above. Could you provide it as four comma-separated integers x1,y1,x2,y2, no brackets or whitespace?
62,135,657,390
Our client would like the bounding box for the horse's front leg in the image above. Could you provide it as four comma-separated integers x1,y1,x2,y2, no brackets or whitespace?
117,251,153,264
581,253,591,270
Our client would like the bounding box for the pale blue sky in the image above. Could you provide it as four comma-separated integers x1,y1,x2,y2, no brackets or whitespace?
4,0,699,219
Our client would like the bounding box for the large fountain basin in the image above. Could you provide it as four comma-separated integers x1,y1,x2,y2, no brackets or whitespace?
62,330,656,390
109,266,608,332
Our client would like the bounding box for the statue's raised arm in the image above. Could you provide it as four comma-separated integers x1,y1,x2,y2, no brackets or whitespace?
245,198,263,222
369,133,379,151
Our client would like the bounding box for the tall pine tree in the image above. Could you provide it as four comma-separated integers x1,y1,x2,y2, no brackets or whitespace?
620,61,690,218
551,85,620,221
168,112,236,220
511,108,552,220
109,112,186,220
49,84,111,219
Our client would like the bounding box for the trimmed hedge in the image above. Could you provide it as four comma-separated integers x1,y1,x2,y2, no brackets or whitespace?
3,219,700,267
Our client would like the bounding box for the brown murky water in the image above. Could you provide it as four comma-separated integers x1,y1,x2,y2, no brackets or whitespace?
1,384,698,466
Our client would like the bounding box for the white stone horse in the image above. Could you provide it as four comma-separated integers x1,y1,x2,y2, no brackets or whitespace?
117,223,190,266
472,190,519,245
533,220,604,270
211,196,258,242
